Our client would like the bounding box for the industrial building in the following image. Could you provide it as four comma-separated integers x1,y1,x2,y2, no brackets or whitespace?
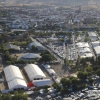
24,64,46,81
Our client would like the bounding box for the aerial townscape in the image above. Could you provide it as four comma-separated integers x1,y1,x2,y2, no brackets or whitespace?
1,0,100,100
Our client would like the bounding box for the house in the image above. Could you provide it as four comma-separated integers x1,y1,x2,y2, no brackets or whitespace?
6,44,20,51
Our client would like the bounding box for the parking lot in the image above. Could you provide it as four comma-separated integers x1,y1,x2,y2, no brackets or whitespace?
67,44,78,61
47,42,66,60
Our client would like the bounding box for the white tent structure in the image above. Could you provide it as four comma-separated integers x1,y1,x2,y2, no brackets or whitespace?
24,64,46,81
8,79,27,91
4,65,24,82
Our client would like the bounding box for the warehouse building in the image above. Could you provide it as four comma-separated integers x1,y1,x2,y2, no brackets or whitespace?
24,64,46,81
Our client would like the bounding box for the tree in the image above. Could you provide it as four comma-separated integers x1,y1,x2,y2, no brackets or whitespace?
60,78,67,86
64,58,70,66
13,91,28,100
89,78,94,85
2,93,11,100
84,36,90,42
60,88,66,94
4,50,11,61
52,83,61,91
2,33,9,42
40,54,54,63
65,79,72,87
96,69,100,77
86,65,93,72
60,78,72,87
0,44,6,52
71,77,79,85
77,71,88,79
23,32,29,39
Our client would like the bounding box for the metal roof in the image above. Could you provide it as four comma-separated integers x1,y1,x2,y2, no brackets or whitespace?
29,41,44,48
6,44,20,50
20,53,41,59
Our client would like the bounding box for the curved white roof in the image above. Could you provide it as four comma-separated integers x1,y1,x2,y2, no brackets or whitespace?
4,65,24,82
8,79,27,90
24,64,46,81
20,53,41,59
84,47,91,53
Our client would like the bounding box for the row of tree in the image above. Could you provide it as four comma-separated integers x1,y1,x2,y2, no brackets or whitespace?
0,91,27,100
53,76,87,95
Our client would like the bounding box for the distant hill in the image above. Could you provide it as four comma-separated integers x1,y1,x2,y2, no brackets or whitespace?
5,0,100,6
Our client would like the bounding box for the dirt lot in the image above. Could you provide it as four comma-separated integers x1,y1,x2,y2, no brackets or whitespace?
51,64,69,77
